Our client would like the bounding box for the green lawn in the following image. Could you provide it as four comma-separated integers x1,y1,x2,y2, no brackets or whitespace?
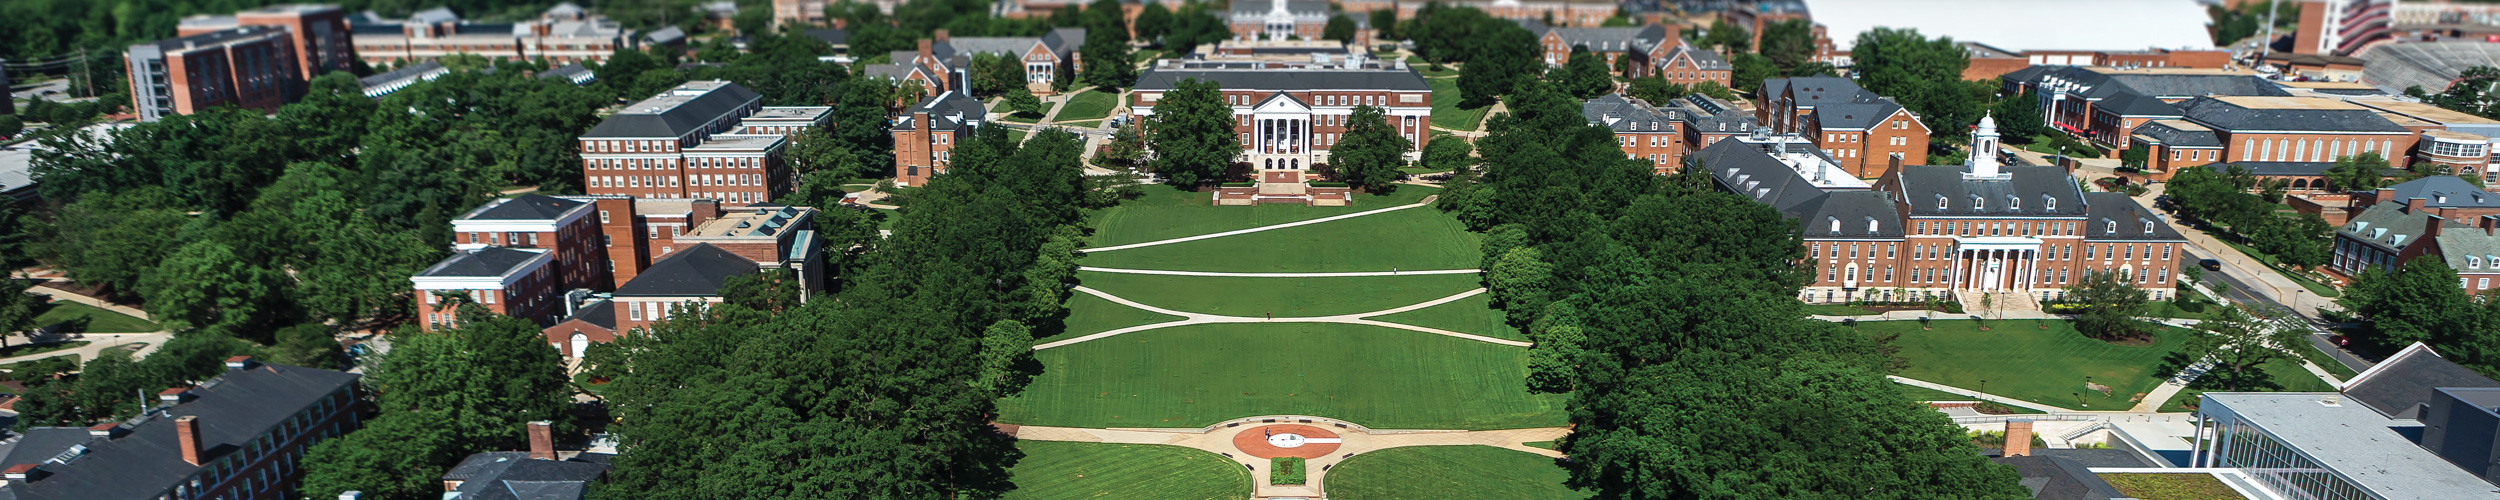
2157,356,2334,413
1057,89,1119,122
1009,128,1031,144
1802,304,1882,316
1405,56,1459,78
1086,185,1439,247
1075,271,1483,317
2212,233,2342,298
1081,202,1480,272
1427,78,1488,131
1003,441,1249,500
2099,473,2239,500
1000,112,1044,124
2144,293,2224,319
1325,446,1587,500
999,323,1567,429
1894,383,1976,402
1865,320,2188,410
1364,292,1523,341
34,302,161,334
1040,291,1185,344
1060,120,1103,129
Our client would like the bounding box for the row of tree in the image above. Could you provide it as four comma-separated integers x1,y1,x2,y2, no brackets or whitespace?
1443,78,2026,497
2165,161,2357,270
2339,260,2500,379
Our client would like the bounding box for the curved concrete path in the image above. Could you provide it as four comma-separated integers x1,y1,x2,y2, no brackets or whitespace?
1077,266,1479,278
1082,197,1436,253
1034,286,1527,350
1006,416,1566,498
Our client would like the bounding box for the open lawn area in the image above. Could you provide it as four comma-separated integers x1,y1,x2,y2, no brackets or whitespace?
1086,185,1439,247
1057,89,1119,122
1405,56,1458,78
1862,320,2187,410
998,323,1568,429
1040,291,1186,344
1082,201,1478,272
1365,292,1520,341
1427,78,1487,131
1076,272,1483,317
1325,446,1586,500
2157,357,2332,413
35,302,160,334
1003,441,1249,500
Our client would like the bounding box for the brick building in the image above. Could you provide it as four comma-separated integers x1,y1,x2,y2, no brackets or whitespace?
1758,77,1928,179
2180,96,2417,167
411,247,565,330
2291,0,2395,56
2128,119,2228,180
1583,93,1684,173
452,195,610,292
547,205,821,357
1521,21,1678,76
1705,117,2185,306
348,4,640,66
176,4,358,82
1229,0,1337,42
1128,57,1433,189
438,422,608,498
860,29,1086,96
1664,93,1761,155
891,91,987,187
2333,196,2500,294
1722,0,1816,55
1655,44,1732,88
2002,66,2288,153
125,26,306,123
0,358,360,500
580,81,823,204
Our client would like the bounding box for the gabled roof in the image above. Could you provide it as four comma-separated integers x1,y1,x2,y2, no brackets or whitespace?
1989,455,2128,500
2344,343,2500,419
1132,67,1429,92
556,299,617,331
462,195,588,221
580,81,763,139
416,247,549,278
613,244,759,297
2131,119,2220,147
805,28,848,46
2080,192,2183,240
1895,165,2088,217
1776,76,1872,109
443,451,610,500
1696,139,1841,212
1791,190,1905,240
2433,229,2500,272
1813,99,1907,130
1524,22,1671,54
1666,43,1730,70
2381,175,2500,210
2177,96,2411,133
890,91,987,132
2340,202,2444,253
1581,94,1677,133
0,362,358,500
539,63,595,85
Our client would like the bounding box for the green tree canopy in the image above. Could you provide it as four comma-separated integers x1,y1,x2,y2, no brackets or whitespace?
1330,105,1413,192
1147,78,1240,186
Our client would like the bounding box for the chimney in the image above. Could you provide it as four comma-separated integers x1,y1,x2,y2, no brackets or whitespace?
224,355,254,371
2409,196,2429,214
2426,215,2446,239
4,464,36,482
2375,187,2396,204
527,421,556,460
2003,420,2034,457
2481,215,2498,236
916,38,933,64
86,423,121,439
176,416,204,466
934,29,949,43
158,387,191,403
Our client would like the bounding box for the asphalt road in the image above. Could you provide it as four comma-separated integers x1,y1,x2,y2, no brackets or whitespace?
2183,247,2377,374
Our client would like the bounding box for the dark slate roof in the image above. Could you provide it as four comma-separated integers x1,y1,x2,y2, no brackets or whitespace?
1668,94,1758,134
416,247,549,278
0,363,358,500
2095,91,2180,117
2202,161,2403,178
462,195,587,221
1525,22,1672,54
644,26,686,46
1990,455,2128,500
2176,96,2412,133
539,63,595,85
1998,65,2060,86
804,28,848,46
1667,43,1730,70
2081,192,2184,240
613,244,759,297
2341,202,2444,253
1792,190,1905,239
1894,165,2089,217
2036,448,2161,468
0,429,101,471
443,451,610,500
890,91,986,132
1132,67,1429,92
1697,139,1835,212
580,82,763,138
2344,343,2500,419
2131,120,2220,147
557,299,616,330
1582,94,1677,133
1776,76,1872,109
358,60,446,88
2382,175,2500,210
1814,99,1906,130
2433,228,2500,271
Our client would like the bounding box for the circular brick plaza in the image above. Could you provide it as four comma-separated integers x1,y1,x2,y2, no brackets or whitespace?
1231,424,1343,459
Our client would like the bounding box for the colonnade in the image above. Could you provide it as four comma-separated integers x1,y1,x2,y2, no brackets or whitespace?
1948,247,2041,293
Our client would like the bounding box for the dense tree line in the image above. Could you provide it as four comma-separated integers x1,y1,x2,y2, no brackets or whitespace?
2165,164,2343,270
1850,27,1997,139
2339,259,2500,378
297,309,571,499
1401,4,1541,106
575,125,1092,497
1441,79,2025,498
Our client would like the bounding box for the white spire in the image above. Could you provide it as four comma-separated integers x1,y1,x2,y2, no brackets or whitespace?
1966,112,2004,179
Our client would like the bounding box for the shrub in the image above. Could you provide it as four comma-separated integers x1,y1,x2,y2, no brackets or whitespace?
1270,456,1306,485
1308,181,1349,187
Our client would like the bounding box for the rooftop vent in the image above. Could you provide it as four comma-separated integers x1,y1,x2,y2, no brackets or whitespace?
224,355,255,370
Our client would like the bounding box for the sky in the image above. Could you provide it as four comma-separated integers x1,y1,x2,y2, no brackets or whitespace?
1805,0,2219,53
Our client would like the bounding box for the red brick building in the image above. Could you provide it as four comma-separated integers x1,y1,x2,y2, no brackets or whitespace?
2002,66,2288,154
411,247,565,329
1584,93,1683,173
1662,93,1762,159
453,195,609,292
579,81,823,204
892,91,987,187
2127,119,2228,181
125,26,306,122
1523,22,1678,76
2333,187,2500,294
1128,59,1434,191
1655,44,1732,88
1757,77,1929,179
859,29,1086,96
177,4,359,82
0,357,360,500
2179,96,2417,167
547,205,823,357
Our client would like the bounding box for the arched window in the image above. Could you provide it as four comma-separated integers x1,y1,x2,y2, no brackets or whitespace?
2044,195,2057,211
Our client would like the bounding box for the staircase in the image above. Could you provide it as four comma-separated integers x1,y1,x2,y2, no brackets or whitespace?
1957,290,2042,318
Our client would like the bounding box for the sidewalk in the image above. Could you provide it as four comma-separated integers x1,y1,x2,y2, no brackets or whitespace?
30,285,151,321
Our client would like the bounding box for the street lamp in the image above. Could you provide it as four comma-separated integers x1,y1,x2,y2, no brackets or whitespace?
2074,392,2087,408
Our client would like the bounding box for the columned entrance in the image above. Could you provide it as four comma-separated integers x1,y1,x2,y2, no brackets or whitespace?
1946,238,2044,294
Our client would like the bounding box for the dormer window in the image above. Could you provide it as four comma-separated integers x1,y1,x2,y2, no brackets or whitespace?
1866,217,1880,234
1972,196,1985,210
1829,216,1842,233
2044,195,2056,211
2105,219,2117,234
2008,196,2021,211
1937,195,1948,210
2474,256,2485,269
2143,220,2155,234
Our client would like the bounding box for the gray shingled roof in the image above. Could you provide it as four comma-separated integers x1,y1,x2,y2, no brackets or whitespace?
1669,94,1758,134
1527,22,1671,54
1582,94,1678,133
359,60,446,88
2081,192,2183,240
1813,99,1905,130
1133,67,1429,92
2341,202,2442,253
890,91,986,132
462,195,587,221
1774,76,1872,110
2095,92,2181,117
2177,97,2411,133
2381,175,2500,210
558,299,617,331
2434,230,2500,272
1895,165,2089,217
580,82,763,139
2131,120,2220,147
1229,0,1331,14
1990,455,2128,500
0,362,358,500
1697,139,1833,212
417,247,548,278
805,28,848,46
2344,343,2500,419
1793,190,1905,239
614,244,759,297
539,63,595,85
1667,43,1730,70
443,451,610,500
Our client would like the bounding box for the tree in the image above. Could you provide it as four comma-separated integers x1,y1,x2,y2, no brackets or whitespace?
1760,19,1819,74
1850,27,1979,137
2339,260,2484,355
1422,136,1474,172
2063,270,2149,341
1136,3,1175,42
1146,78,1239,186
1730,52,1777,96
1699,19,1749,55
2326,151,2392,192
1557,45,1615,99
0,115,22,138
299,411,463,500
974,320,1038,399
1453,19,1540,106
0,280,39,345
140,240,290,335
1323,15,1358,43
1331,105,1412,192
2181,305,2308,392
1004,87,1046,117
2121,143,2150,169
1991,88,2048,143
1080,29,1135,89
1369,8,1398,39
1624,76,1689,105
968,52,1022,98
2418,66,2500,119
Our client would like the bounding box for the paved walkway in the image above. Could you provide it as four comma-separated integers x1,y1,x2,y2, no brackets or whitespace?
30,285,151,321
1890,375,2077,413
1083,197,1436,253
0,333,169,367
1076,266,1479,278
1034,287,1526,350
1008,416,1566,498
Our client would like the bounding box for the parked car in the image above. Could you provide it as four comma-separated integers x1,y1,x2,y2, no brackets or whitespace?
2200,259,2222,272
2328,335,2351,347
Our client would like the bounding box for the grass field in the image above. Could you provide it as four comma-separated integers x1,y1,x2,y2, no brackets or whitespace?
1009,129,1031,144
2157,357,2333,413
1003,441,1249,500
1058,89,1120,122
1427,78,1488,131
1364,292,1522,341
1325,446,1586,500
1086,186,1439,247
1404,56,1459,78
1075,271,1484,317
1041,291,1185,344
1060,120,1103,129
999,323,1567,429
1082,204,1479,272
35,303,161,334
1864,320,2188,410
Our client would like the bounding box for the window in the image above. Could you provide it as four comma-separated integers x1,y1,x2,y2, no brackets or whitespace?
1850,244,1859,259
2009,196,2021,211
1829,217,1841,233
600,210,610,223
2106,219,2118,234
2126,245,2135,260
1866,218,1879,234
1887,244,1896,258
2144,220,2155,234
2087,245,2096,260
2484,278,2492,289
2044,196,2056,211
1938,195,1948,210
1972,196,1985,210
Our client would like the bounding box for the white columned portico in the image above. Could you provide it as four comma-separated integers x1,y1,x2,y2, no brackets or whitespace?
1955,237,2043,293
